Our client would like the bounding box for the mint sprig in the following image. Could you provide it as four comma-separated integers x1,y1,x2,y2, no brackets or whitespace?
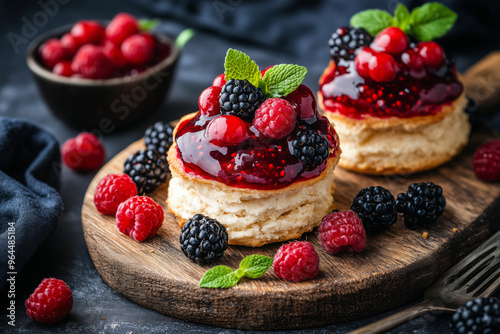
139,19,161,31
350,2,457,41
199,254,273,289
223,49,307,98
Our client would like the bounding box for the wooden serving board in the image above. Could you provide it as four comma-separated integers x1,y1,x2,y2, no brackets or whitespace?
82,126,500,330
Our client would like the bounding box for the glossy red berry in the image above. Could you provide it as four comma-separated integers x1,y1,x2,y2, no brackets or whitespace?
71,45,113,79
70,20,105,45
273,241,319,282
105,13,139,45
417,41,445,68
212,73,226,87
53,61,73,77
25,278,73,324
253,98,296,139
401,49,425,78
284,84,317,120
368,52,398,82
205,115,249,146
39,39,68,69
61,132,105,171
199,86,222,117
318,210,366,254
473,141,500,181
372,27,409,55
103,41,127,68
354,47,375,79
60,33,80,56
261,65,274,76
121,33,155,66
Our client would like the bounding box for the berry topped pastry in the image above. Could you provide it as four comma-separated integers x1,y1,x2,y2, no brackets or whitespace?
318,3,470,175
167,49,340,247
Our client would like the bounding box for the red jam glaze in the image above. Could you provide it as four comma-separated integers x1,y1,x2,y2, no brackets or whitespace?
320,56,463,119
174,87,338,190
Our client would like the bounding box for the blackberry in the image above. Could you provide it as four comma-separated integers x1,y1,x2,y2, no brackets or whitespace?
328,26,372,63
219,79,264,122
396,182,446,230
290,129,329,167
123,149,168,194
450,297,500,334
350,186,397,233
144,121,174,156
180,214,228,264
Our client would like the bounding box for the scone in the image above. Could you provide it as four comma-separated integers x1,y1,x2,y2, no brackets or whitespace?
167,49,340,247
318,11,470,175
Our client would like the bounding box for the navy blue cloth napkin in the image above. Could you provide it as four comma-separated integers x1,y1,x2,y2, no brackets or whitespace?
0,117,63,290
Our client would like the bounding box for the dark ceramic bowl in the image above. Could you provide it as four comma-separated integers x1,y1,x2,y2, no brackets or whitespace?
27,24,179,131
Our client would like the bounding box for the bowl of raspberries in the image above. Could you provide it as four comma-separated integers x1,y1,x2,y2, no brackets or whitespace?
26,13,180,130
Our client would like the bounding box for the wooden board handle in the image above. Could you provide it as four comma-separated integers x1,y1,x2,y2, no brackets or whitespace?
464,51,500,116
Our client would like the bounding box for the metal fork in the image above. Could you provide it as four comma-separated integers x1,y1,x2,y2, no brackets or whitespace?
348,230,500,334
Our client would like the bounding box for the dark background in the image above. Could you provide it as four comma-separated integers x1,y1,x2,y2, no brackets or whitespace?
1,0,500,333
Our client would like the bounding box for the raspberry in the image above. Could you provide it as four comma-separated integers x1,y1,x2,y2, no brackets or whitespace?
124,149,168,194
328,26,372,64
219,79,265,122
284,84,318,120
116,195,164,242
273,241,319,282
396,182,446,230
94,174,138,215
205,115,249,146
60,33,80,57
180,214,228,264
368,52,398,82
70,20,105,45
318,210,366,254
61,132,105,171
350,186,397,233
53,61,73,77
212,73,226,87
253,98,296,139
417,41,445,68
371,27,409,55
473,141,500,181
39,39,68,69
450,297,500,333
121,33,156,67
105,13,139,45
354,47,375,79
25,278,73,324
71,45,113,79
199,86,222,117
103,41,127,69
290,129,329,167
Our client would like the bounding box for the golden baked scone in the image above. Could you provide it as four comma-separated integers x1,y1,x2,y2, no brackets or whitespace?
167,49,341,247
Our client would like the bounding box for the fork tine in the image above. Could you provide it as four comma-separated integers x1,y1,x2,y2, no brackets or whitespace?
472,265,500,297
445,246,497,286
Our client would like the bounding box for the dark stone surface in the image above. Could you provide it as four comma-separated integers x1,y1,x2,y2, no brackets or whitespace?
0,0,499,333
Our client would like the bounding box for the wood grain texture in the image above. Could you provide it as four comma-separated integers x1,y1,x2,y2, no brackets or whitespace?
82,127,500,330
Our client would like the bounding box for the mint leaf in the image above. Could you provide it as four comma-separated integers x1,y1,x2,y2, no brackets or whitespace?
224,49,261,87
175,28,195,49
139,19,160,31
350,9,393,36
239,255,273,279
262,64,307,98
199,266,239,288
394,4,411,31
408,2,458,41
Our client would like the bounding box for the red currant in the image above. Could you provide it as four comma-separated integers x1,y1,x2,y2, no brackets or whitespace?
368,52,398,83
371,27,409,55
205,115,249,146
401,49,425,78
284,84,317,120
417,41,445,68
354,47,374,79
212,73,226,87
199,86,222,117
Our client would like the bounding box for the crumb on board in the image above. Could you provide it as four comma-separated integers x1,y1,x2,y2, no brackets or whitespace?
452,228,458,232
422,232,428,239
150,250,154,253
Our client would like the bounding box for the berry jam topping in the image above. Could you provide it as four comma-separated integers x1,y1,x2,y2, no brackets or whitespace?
322,4,462,118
